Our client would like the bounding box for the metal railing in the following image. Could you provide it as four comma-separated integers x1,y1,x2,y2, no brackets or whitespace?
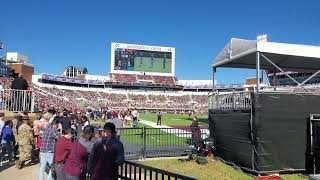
209,91,252,110
0,89,35,112
116,127,209,160
118,161,198,180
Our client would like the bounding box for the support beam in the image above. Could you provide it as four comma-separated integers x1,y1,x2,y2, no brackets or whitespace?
256,52,260,92
299,70,320,86
212,67,216,93
273,68,276,91
212,67,216,109
260,54,301,86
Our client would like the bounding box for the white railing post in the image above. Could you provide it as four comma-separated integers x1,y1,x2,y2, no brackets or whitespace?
31,91,35,112
0,89,35,112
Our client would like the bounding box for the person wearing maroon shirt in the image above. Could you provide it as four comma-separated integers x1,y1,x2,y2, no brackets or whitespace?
54,128,74,180
112,110,118,119
63,125,95,180
88,122,124,180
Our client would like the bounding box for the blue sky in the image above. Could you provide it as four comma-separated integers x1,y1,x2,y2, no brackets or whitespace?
2,0,320,84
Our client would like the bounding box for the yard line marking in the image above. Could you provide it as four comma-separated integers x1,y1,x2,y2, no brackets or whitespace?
138,119,209,138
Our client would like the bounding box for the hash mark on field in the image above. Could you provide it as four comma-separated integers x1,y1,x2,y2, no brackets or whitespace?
151,136,162,143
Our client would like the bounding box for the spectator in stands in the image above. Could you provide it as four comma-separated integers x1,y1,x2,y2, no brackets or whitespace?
39,118,60,180
54,128,74,180
64,125,95,180
0,120,15,163
88,122,124,180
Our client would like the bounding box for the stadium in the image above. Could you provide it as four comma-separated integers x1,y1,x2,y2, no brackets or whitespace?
3,1,320,179
2,37,320,180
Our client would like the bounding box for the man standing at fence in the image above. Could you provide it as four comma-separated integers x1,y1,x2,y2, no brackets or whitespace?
88,122,124,180
10,73,29,112
190,116,201,146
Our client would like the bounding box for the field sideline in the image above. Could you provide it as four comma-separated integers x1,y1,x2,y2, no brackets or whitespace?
138,113,208,127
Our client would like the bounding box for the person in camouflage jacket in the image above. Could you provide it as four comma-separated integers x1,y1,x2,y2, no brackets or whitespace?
16,115,34,169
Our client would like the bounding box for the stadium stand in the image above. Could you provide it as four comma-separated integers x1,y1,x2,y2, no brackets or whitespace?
32,83,208,114
107,73,181,88
0,74,211,114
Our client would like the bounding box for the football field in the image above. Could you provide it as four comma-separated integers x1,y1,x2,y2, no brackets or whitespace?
138,113,208,127
134,57,172,73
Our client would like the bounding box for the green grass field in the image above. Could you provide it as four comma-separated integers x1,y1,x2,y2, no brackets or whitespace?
139,113,208,126
134,57,171,73
91,114,208,146
92,118,192,146
139,158,307,180
119,124,191,146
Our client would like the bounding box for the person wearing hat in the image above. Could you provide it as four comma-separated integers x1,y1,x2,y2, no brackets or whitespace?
16,115,34,169
87,122,124,180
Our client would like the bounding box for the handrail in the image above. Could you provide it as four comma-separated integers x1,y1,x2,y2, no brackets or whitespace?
0,89,34,112
118,160,198,180
209,91,252,110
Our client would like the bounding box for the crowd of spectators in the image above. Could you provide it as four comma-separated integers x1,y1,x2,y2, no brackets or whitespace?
0,76,208,114
0,107,124,180
152,75,176,85
109,73,137,83
108,73,179,87
32,87,209,114
0,76,14,89
33,86,210,114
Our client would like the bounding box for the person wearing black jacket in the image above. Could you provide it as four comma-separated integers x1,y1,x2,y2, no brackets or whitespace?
60,111,71,133
11,73,28,90
10,73,29,112
88,122,124,180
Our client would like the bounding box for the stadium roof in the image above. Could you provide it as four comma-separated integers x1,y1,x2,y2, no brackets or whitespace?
212,38,320,73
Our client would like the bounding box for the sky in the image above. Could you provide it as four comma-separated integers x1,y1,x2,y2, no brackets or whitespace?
1,0,320,84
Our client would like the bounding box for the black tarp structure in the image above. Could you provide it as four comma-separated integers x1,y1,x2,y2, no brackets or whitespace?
209,92,320,173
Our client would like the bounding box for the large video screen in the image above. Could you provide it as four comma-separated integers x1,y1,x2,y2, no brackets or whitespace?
111,43,175,75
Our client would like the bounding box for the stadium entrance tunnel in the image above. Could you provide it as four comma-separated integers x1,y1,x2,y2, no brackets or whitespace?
209,92,320,174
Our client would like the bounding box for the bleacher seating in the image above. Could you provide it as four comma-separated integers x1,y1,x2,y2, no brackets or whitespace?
108,73,179,87
31,84,209,114
0,76,208,114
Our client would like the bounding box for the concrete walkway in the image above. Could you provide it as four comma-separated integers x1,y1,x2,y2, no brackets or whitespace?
0,163,40,180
